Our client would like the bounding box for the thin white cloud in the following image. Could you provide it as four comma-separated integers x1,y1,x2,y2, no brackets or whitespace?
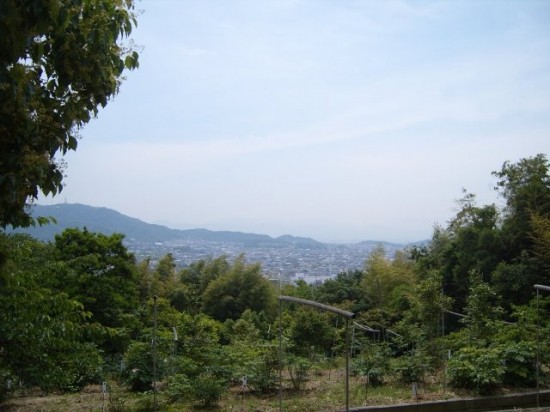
39,0,550,242
175,45,211,56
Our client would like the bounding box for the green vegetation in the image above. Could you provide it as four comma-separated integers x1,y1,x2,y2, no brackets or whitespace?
0,0,139,228
0,154,549,410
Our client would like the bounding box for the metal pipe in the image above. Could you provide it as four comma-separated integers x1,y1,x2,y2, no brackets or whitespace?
445,309,515,325
353,321,379,333
534,284,550,292
444,309,466,318
278,295,355,318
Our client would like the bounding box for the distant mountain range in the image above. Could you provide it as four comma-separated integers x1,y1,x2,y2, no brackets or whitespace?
6,203,333,248
5,204,412,250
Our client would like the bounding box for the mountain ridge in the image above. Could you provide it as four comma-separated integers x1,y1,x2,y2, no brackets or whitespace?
8,204,326,247
6,203,413,249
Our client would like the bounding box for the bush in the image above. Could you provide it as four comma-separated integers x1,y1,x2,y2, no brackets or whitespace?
191,372,227,407
393,350,431,384
166,373,192,403
448,346,505,394
251,344,280,393
499,341,537,386
353,344,390,387
287,356,311,391
227,340,279,394
0,367,12,402
122,342,159,392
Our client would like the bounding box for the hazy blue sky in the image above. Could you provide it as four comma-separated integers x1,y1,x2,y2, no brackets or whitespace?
40,0,550,243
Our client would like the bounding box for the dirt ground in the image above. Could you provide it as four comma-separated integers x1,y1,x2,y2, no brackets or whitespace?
1,385,108,411
1,378,549,412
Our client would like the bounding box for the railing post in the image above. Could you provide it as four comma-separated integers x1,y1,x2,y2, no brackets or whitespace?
152,295,158,411
533,284,550,409
346,317,350,412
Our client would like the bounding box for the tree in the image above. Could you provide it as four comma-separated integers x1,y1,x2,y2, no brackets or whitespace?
445,192,502,310
317,269,370,313
361,246,414,312
461,271,503,343
0,0,139,228
491,154,550,307
288,308,335,357
531,213,550,276
0,233,102,395
416,156,550,312
51,228,139,353
201,255,277,322
224,310,279,393
396,271,451,352
137,253,178,301
493,154,550,252
446,272,542,394
178,256,230,313
157,253,176,280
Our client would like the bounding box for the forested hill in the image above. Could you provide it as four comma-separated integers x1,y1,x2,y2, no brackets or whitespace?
7,203,326,247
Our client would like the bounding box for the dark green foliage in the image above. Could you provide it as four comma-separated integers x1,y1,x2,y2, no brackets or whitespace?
447,346,505,394
499,341,537,385
52,228,139,354
191,372,228,407
225,312,279,393
0,1,139,228
317,269,371,312
165,373,193,403
494,154,550,256
0,233,103,393
446,276,546,394
288,308,335,357
353,343,391,386
122,341,158,392
287,355,311,391
395,271,450,352
428,195,502,311
201,255,277,321
414,154,550,314
178,255,230,313
393,349,432,384
1,155,549,405
490,155,550,306
461,271,504,343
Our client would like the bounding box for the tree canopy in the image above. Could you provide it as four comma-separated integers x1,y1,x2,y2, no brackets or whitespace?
0,0,139,228
201,255,277,322
414,154,550,312
0,154,549,406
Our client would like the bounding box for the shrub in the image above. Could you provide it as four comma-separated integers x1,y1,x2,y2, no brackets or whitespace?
287,356,311,391
166,373,192,403
122,342,159,392
393,349,431,384
191,372,227,407
448,346,505,394
499,341,537,386
353,344,390,387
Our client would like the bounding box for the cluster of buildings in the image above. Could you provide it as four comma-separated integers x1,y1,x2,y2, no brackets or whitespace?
126,238,406,284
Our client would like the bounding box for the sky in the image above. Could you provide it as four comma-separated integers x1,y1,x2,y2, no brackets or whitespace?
40,0,550,243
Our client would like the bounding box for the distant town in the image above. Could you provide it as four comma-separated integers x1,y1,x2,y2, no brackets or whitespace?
126,237,407,284
11,203,417,285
